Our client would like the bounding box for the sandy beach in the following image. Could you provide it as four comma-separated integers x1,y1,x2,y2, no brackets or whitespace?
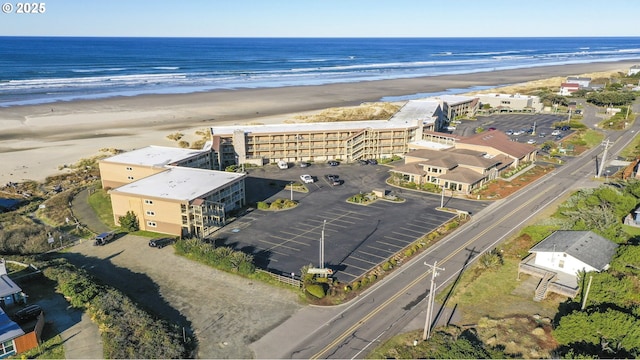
1,60,637,184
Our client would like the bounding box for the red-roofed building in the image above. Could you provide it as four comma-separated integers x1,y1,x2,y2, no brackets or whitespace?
559,82,580,96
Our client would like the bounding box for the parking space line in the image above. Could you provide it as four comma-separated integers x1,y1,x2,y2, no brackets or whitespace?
375,240,404,249
259,238,302,251
274,232,317,243
402,223,434,231
356,250,389,261
341,261,370,272
366,244,396,253
398,227,428,235
383,235,414,244
350,256,379,266
391,230,421,238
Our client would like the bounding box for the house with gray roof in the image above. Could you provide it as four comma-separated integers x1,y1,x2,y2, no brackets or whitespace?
518,231,618,301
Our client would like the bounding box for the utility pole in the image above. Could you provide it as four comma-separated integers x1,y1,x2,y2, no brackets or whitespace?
581,275,593,310
320,220,326,275
596,139,611,178
422,261,445,341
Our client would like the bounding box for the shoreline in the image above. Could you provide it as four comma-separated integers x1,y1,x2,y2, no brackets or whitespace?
1,59,638,185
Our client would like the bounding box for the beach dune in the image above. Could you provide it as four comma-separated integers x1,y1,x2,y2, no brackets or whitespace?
0,61,636,184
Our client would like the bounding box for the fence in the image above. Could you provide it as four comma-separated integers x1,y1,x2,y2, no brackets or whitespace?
256,269,301,288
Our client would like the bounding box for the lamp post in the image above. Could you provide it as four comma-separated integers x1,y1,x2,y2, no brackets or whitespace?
422,261,445,341
440,183,446,209
290,182,294,201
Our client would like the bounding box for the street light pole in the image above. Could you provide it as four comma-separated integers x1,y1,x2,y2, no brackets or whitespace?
440,184,445,208
290,182,294,201
423,261,445,341
320,220,326,274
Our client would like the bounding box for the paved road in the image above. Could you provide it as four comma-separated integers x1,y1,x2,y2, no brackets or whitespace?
251,108,640,359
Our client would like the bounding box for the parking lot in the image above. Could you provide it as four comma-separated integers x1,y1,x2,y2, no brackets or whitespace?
453,113,572,145
213,163,488,283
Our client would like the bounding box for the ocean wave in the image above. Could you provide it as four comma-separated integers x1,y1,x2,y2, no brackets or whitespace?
71,68,127,73
153,66,180,70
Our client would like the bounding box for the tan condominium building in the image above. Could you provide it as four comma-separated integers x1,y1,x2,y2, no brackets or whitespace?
209,99,447,168
430,95,479,119
98,142,218,189
477,93,543,113
99,143,245,238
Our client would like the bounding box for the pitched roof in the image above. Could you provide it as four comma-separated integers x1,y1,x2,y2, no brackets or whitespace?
457,131,536,159
530,231,618,271
405,148,501,169
438,167,486,184
390,163,427,176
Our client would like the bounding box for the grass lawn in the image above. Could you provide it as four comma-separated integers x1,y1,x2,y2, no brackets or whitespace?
580,129,605,148
437,259,560,323
88,189,115,228
622,223,640,237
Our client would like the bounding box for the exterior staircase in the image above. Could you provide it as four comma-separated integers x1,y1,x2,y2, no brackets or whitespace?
533,271,555,301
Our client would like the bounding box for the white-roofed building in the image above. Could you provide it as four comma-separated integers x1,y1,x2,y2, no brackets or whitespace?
99,142,217,190
477,93,543,113
109,167,246,237
429,95,479,119
210,99,447,167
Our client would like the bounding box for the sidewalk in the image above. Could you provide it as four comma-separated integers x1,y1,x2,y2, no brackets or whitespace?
71,188,110,234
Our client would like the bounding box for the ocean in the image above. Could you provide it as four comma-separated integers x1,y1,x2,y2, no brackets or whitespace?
1,37,640,107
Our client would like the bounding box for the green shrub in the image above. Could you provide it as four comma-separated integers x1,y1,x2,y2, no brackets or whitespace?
368,274,377,283
343,285,351,293
390,258,397,266
306,284,326,299
447,221,459,230
257,201,269,210
360,277,370,287
404,248,414,257
118,210,139,232
382,261,393,271
352,281,361,291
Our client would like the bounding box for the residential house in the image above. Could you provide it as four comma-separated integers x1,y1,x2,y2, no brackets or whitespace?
566,76,591,88
559,82,580,96
518,231,618,300
0,260,43,358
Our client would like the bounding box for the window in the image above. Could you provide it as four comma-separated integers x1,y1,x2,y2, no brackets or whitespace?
0,340,15,357
558,260,565,268
126,167,133,171
144,199,153,205
147,221,157,227
127,176,134,180
146,210,155,216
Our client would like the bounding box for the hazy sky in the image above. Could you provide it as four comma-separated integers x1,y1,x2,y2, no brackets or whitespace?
2,0,639,37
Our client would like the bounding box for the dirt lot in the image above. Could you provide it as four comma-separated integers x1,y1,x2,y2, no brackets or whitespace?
63,235,302,359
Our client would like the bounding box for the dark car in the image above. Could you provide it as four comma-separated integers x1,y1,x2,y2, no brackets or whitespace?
325,174,341,186
149,238,174,248
327,160,339,166
13,304,43,323
367,159,378,165
357,159,368,165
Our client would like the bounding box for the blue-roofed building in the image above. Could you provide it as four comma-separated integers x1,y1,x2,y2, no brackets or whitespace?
0,308,24,359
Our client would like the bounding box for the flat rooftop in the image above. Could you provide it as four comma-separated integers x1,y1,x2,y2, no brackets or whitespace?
210,99,441,135
102,145,209,167
477,93,538,99
430,95,477,105
111,166,245,201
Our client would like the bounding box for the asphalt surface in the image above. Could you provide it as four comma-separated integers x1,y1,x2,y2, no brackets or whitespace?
251,106,640,359
213,163,488,283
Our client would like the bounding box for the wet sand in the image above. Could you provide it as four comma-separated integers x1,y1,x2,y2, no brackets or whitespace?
1,60,637,184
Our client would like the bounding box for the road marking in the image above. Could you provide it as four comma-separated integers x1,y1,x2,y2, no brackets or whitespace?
383,235,414,244
375,240,404,249
357,250,390,261
310,185,556,359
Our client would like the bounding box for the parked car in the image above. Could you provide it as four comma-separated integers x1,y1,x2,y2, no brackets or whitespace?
277,160,288,169
327,160,339,166
94,231,115,246
149,238,174,249
538,133,547,138
299,162,310,168
367,159,378,165
357,159,368,165
300,174,314,184
505,130,514,135
325,174,341,186
527,139,537,144
551,130,561,136
13,304,42,323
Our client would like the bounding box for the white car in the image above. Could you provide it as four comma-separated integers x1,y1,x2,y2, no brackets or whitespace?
551,130,561,136
300,174,314,184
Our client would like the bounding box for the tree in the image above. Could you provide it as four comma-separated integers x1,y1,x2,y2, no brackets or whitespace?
118,210,139,232
586,91,636,107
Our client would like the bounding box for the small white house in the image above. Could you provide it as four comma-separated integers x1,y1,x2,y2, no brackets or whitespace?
566,76,592,88
528,230,618,276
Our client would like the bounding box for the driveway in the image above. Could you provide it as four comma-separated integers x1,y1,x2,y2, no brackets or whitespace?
62,235,301,358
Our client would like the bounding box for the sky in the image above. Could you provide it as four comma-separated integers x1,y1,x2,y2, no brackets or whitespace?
1,0,639,38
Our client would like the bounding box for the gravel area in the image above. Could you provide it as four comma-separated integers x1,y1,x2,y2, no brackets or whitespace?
63,235,302,358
